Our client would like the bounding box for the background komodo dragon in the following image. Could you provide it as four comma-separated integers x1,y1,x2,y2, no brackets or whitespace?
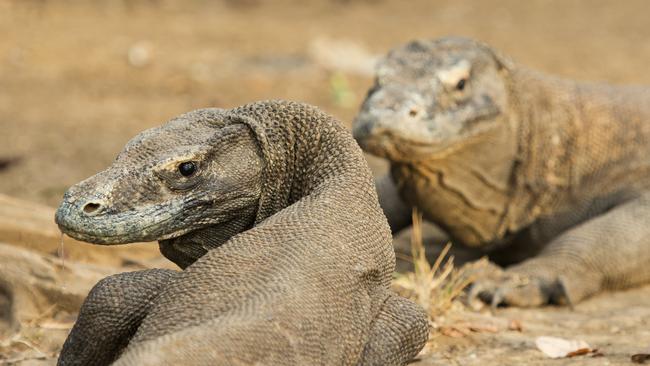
353,36,650,308
54,100,428,365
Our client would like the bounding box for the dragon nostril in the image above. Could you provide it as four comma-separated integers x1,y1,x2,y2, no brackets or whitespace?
408,108,419,117
83,202,102,214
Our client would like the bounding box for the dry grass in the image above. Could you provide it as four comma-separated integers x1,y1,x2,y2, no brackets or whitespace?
393,208,488,320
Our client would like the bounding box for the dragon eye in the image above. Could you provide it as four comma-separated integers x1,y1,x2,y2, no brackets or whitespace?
178,161,197,177
456,78,466,91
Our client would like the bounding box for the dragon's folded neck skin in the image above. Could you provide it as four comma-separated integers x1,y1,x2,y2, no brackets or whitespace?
353,37,520,245
353,36,650,247
55,101,427,365
55,109,265,268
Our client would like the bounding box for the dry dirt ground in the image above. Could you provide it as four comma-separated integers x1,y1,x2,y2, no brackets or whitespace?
1,1,649,364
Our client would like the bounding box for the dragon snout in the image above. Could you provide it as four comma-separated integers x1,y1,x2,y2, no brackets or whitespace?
59,189,108,215
54,198,76,232
55,188,110,237
352,116,374,143
54,195,123,244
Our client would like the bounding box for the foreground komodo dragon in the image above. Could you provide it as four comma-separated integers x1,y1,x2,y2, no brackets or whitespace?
55,101,428,365
353,36,650,307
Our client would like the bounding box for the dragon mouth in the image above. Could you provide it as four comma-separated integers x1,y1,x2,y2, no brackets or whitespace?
358,130,455,163
355,108,502,163
54,200,189,245
57,223,189,245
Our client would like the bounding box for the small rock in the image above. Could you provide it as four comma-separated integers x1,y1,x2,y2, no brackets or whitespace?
508,319,524,332
127,41,153,68
632,346,650,364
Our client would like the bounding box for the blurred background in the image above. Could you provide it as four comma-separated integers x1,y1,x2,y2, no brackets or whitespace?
3,2,650,364
2,0,650,207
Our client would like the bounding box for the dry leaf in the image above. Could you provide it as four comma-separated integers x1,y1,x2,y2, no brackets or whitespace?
591,349,605,358
535,336,591,359
566,348,591,357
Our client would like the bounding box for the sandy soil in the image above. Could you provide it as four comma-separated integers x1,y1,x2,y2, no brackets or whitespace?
417,285,650,365
1,0,649,364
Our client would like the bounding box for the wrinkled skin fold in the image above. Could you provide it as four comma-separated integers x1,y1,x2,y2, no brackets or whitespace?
354,36,650,307
56,101,429,365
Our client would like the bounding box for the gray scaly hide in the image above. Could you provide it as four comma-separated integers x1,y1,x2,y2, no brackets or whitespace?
55,101,429,365
353,37,650,307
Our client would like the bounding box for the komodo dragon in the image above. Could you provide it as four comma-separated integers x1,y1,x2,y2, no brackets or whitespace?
353,36,650,308
54,100,428,365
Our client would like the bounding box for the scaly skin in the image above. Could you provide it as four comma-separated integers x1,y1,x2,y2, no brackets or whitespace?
353,37,650,307
55,101,428,365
